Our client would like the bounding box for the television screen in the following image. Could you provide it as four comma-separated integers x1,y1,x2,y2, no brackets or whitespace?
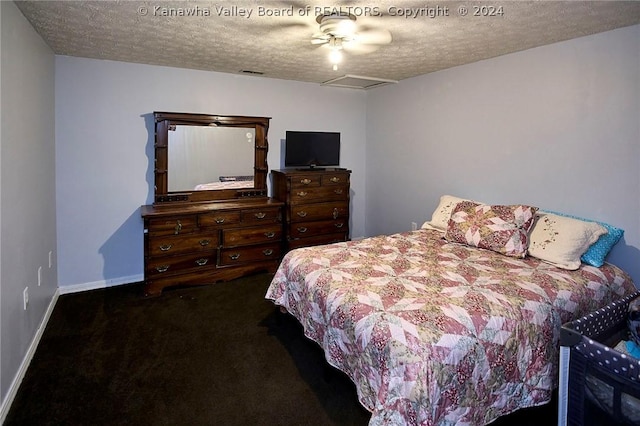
284,131,340,168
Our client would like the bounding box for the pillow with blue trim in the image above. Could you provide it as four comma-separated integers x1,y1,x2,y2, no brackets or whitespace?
546,210,624,267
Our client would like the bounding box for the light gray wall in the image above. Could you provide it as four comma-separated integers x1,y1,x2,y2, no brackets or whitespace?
2,7,639,417
366,24,640,285
1,0,57,408
55,57,367,289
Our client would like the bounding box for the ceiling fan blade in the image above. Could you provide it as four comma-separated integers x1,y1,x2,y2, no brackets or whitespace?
311,38,329,45
355,27,392,45
259,16,315,43
278,22,313,31
342,41,379,54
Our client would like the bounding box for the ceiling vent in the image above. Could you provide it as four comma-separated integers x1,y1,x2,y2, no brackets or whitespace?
321,74,397,90
240,70,264,75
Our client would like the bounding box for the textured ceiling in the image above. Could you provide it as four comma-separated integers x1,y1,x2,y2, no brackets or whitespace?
15,1,640,86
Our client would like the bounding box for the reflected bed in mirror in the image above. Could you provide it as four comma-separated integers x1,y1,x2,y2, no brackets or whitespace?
153,112,270,203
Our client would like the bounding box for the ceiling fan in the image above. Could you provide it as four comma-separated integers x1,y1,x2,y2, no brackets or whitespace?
311,13,392,70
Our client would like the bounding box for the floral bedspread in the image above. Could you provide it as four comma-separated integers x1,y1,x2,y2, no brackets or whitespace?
194,180,253,190
265,230,636,426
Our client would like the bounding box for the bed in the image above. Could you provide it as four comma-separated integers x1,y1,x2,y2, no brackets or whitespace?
265,196,636,425
193,176,254,190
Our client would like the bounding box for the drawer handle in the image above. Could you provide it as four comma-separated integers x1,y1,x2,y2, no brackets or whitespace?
229,253,240,260
333,208,339,219
159,244,172,251
297,211,307,218
335,223,344,228
330,177,341,183
195,258,208,266
215,217,225,224
264,232,275,238
174,220,182,235
296,191,308,197
199,239,211,247
334,189,343,195
254,212,266,219
263,249,274,256
297,227,308,233
156,265,170,273
300,178,311,185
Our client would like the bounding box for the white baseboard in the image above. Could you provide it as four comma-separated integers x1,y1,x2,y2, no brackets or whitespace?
0,288,60,424
0,274,143,423
58,273,144,294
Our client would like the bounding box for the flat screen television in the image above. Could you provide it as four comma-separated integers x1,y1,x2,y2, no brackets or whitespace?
284,131,340,169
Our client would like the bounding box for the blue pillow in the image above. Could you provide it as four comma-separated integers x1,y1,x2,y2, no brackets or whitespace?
581,222,624,267
545,210,624,267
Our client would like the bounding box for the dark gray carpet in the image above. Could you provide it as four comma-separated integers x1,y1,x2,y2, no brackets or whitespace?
6,273,561,425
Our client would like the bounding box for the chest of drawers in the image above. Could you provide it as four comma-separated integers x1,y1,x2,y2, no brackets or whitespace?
141,199,283,296
272,169,351,251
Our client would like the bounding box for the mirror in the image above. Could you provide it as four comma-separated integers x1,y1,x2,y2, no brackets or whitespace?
153,112,270,203
167,126,255,192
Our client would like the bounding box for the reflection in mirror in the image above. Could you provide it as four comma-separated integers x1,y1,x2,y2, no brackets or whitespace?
153,112,270,203
168,126,255,192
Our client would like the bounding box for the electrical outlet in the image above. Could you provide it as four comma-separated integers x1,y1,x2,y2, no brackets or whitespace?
411,222,417,231
38,266,42,286
23,287,29,310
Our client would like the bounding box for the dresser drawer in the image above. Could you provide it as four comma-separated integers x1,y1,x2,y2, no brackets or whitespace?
222,224,282,247
147,216,197,236
146,251,217,278
288,233,348,250
241,207,281,223
147,233,219,257
289,219,348,239
199,210,241,227
321,173,350,186
219,243,281,266
290,174,322,189
289,185,348,204
290,202,349,223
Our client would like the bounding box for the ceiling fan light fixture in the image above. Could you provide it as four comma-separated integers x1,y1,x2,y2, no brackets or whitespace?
328,36,343,49
329,48,343,64
313,12,391,72
329,48,343,71
327,36,344,70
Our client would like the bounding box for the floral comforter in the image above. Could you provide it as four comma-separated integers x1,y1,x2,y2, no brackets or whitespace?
265,230,636,426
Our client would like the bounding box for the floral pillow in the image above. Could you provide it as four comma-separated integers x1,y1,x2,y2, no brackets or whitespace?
445,201,538,258
544,210,624,267
528,212,608,270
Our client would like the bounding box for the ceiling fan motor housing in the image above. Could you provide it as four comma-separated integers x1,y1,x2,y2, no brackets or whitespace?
317,13,357,39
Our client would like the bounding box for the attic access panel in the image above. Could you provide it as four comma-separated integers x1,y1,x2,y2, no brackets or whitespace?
321,74,398,89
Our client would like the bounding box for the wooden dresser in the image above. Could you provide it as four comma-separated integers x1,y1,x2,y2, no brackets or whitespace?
141,199,283,296
141,112,282,296
272,168,351,251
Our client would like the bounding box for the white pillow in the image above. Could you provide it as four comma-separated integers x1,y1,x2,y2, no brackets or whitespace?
422,195,470,232
528,212,608,270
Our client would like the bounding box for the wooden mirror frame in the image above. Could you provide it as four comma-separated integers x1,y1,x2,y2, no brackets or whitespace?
153,111,270,204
